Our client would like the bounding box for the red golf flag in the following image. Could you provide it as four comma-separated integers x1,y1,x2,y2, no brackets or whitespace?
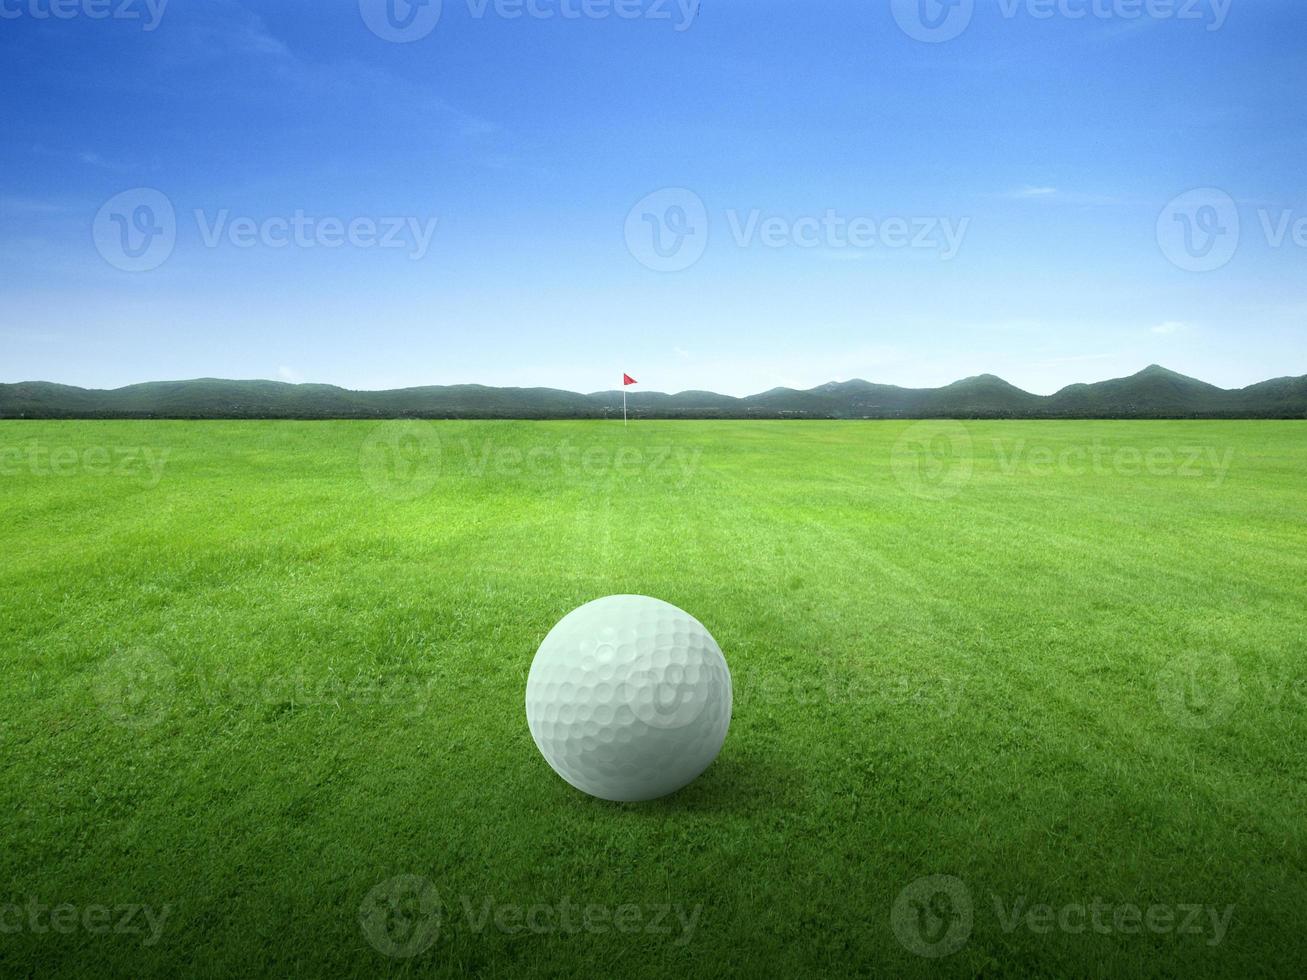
623,374,637,386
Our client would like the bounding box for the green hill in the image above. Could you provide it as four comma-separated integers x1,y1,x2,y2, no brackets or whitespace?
2,367,1304,419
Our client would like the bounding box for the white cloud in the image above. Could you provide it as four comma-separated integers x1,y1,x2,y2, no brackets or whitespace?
1151,321,1187,335
998,186,1122,206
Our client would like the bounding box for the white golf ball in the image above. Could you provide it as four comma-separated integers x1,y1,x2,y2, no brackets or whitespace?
526,595,732,802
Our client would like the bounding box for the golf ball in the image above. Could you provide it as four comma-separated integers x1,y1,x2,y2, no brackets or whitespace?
526,595,732,802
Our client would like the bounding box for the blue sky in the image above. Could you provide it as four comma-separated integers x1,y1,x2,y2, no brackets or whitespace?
1,0,1304,396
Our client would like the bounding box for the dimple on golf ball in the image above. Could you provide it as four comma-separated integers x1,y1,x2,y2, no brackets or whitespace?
526,595,732,802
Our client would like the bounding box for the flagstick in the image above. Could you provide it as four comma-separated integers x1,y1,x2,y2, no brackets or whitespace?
623,387,628,427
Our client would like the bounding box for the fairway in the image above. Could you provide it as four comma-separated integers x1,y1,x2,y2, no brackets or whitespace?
2,419,1304,977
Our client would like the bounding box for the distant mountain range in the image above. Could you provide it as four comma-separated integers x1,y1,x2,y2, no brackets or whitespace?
2,366,1305,419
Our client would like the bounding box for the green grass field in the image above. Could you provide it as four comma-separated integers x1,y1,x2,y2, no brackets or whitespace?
2,420,1304,977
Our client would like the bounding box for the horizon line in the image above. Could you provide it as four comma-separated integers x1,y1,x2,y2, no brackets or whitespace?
6,363,1305,400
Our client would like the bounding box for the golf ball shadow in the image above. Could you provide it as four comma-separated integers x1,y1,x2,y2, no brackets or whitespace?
525,595,732,802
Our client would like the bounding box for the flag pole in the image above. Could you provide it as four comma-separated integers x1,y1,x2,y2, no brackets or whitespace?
621,373,636,426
